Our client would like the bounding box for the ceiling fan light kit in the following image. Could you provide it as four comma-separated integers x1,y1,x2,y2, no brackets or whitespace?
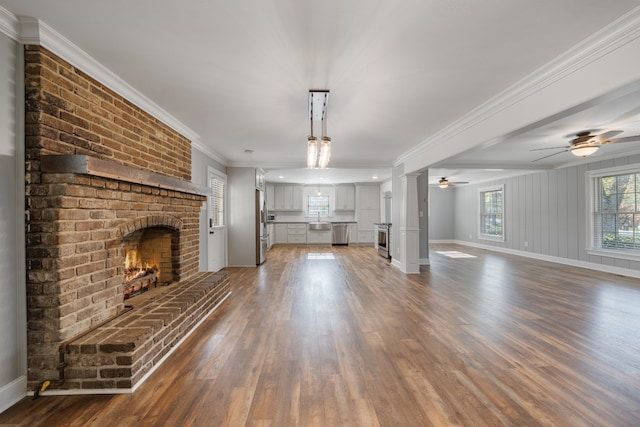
307,90,331,169
571,145,599,157
531,130,640,162
438,177,468,188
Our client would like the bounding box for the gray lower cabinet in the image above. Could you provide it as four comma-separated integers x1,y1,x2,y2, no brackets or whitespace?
307,229,331,244
275,224,288,244
287,224,306,243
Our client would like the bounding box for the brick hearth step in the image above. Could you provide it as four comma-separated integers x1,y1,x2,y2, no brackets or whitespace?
62,271,230,392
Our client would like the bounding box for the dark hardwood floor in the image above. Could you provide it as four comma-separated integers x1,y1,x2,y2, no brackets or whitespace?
2,243,640,426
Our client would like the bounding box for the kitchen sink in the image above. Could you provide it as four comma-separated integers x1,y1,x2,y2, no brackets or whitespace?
308,222,332,231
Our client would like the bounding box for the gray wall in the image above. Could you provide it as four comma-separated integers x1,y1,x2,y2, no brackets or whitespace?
391,163,404,261
451,154,640,272
428,184,455,241
417,171,429,259
191,147,226,271
0,34,25,412
226,167,258,267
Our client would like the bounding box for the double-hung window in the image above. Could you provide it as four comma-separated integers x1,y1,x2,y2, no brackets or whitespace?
590,165,640,257
308,195,330,217
479,185,504,241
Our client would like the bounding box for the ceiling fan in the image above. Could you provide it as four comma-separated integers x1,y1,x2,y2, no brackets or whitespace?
531,130,640,162
438,177,468,188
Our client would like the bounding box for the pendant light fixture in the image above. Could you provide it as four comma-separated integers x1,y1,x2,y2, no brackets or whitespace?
307,90,331,169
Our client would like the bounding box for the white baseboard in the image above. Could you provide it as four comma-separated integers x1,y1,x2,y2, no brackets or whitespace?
452,240,640,279
0,375,27,413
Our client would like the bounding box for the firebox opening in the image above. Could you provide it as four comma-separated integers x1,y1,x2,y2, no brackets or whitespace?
123,227,178,299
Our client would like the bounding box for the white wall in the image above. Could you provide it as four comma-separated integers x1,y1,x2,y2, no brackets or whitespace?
450,154,640,274
0,33,26,412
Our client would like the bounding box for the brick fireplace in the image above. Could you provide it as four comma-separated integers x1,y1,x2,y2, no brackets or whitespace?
24,45,229,392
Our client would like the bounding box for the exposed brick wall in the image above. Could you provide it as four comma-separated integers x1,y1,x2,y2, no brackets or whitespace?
23,45,208,389
24,45,191,180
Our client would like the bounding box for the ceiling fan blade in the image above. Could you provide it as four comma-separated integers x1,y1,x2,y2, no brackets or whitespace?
601,135,640,144
532,150,567,162
530,145,569,152
597,130,622,141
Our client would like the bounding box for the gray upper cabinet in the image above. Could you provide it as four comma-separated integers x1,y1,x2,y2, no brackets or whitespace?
266,184,275,212
273,184,303,211
334,184,356,211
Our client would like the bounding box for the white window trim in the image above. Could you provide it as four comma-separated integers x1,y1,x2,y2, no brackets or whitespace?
478,184,505,242
586,162,640,262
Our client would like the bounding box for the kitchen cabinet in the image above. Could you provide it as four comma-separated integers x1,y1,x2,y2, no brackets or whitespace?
287,223,307,244
307,229,332,244
266,184,275,212
355,185,380,243
267,223,275,249
274,185,303,211
357,185,378,210
275,224,288,244
255,168,265,190
334,184,355,211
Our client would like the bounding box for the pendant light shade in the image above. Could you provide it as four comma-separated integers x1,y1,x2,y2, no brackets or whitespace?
318,136,331,169
306,90,331,169
307,136,318,168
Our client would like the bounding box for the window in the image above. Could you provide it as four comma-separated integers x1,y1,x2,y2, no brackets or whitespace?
308,195,329,216
479,185,504,240
209,171,225,228
591,168,640,253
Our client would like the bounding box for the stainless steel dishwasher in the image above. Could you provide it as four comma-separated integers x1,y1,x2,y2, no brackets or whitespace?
332,223,349,245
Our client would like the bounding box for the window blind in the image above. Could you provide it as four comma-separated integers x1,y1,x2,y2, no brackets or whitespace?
210,175,225,227
593,173,640,251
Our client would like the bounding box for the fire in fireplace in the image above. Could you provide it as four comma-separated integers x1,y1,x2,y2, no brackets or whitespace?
122,227,177,299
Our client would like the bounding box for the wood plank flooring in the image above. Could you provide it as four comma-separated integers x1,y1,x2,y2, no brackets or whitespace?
2,243,640,426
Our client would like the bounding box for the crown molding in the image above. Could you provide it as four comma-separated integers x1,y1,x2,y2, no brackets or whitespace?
15,16,228,167
31,19,200,140
191,139,228,165
394,6,640,167
0,5,18,40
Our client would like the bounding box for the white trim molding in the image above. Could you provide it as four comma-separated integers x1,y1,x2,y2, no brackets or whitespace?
0,376,27,414
0,5,18,40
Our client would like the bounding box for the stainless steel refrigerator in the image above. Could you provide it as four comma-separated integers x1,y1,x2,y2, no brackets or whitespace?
256,189,268,265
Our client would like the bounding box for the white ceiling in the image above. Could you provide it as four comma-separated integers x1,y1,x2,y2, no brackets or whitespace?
2,0,640,185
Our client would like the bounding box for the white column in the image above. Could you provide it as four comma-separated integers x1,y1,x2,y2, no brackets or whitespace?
399,173,420,274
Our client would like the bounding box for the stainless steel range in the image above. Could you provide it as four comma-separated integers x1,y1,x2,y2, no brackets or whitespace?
376,223,391,259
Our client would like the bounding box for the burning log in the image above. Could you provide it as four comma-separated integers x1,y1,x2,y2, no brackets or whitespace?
123,266,159,299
